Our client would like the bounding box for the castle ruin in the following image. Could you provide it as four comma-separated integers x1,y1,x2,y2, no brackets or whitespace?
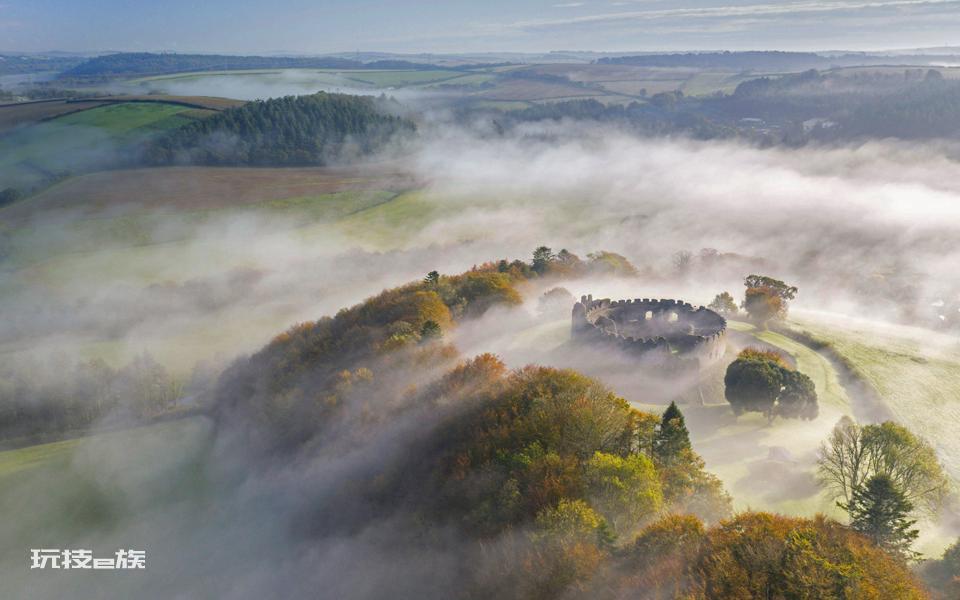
571,295,727,370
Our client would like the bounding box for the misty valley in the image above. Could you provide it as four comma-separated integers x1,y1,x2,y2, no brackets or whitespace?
3,45,960,600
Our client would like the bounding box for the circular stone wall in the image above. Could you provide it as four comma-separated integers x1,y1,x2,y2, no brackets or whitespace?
571,295,727,366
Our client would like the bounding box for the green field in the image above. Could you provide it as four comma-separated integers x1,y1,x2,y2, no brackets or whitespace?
0,169,420,374
0,102,204,190
671,321,852,518
790,313,960,482
0,417,221,597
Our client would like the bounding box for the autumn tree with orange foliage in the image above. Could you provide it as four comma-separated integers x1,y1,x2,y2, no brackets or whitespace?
742,274,798,328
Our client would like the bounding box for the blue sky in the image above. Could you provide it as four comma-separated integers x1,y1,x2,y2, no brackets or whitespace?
3,0,960,54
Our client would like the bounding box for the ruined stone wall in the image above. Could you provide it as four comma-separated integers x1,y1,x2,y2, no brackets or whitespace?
571,294,727,368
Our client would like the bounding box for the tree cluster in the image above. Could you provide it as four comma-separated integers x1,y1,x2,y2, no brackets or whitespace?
724,348,818,422
0,353,194,443
922,538,960,599
214,247,646,451
499,247,640,281
818,417,949,559
146,92,415,167
206,250,940,598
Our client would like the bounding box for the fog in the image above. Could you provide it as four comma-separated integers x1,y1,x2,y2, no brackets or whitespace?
4,116,960,596
111,69,450,104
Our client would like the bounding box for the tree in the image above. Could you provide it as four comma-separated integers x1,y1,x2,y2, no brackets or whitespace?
584,451,662,537
724,355,784,420
672,250,693,275
583,251,639,277
532,246,556,274
743,287,786,326
690,513,927,600
653,401,691,464
530,499,607,597
922,538,960,599
708,292,738,316
817,417,949,517
419,320,442,340
550,249,583,275
744,275,798,300
538,287,574,315
845,474,919,559
724,349,818,423
777,369,819,420
424,270,440,287
742,274,797,327
534,498,604,544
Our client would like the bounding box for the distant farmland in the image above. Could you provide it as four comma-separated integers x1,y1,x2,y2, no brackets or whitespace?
0,95,243,133
0,100,230,190
0,99,111,133
4,165,417,219
118,64,756,106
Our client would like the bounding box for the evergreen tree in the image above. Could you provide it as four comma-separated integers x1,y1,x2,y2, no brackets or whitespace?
531,246,555,275
424,271,440,287
845,474,919,560
420,320,442,341
653,401,691,464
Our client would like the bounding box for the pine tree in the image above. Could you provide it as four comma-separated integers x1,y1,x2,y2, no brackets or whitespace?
845,474,919,560
654,401,691,464
420,320,442,341
532,246,555,275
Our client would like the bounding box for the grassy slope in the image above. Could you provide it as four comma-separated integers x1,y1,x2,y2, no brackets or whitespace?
790,313,960,482
0,99,110,133
0,417,215,597
0,170,418,373
0,102,202,189
665,320,851,519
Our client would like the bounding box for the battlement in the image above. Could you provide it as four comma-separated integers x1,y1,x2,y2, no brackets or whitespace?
572,294,727,367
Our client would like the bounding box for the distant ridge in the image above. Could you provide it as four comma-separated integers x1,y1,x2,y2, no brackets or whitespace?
58,52,453,80
596,50,960,70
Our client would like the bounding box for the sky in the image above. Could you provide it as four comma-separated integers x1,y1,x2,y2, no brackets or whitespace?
2,0,960,55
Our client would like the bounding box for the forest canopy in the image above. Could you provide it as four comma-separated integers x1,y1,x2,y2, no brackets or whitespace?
145,92,415,166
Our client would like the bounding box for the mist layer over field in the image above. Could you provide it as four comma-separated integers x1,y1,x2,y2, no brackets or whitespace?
114,69,453,103
4,120,960,596
9,123,959,363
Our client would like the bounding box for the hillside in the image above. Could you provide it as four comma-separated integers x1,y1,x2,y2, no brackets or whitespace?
0,101,217,193
789,313,960,482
